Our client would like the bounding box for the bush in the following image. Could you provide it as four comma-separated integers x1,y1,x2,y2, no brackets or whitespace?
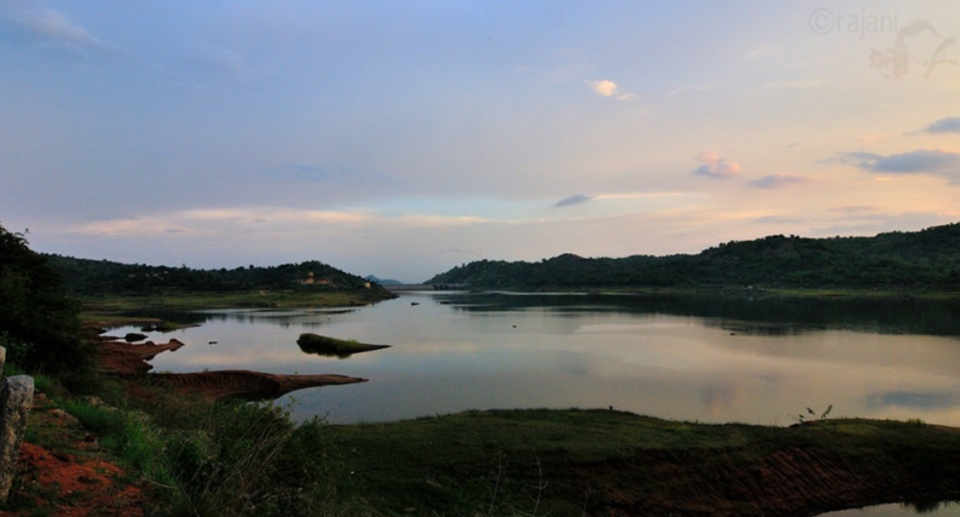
127,396,368,517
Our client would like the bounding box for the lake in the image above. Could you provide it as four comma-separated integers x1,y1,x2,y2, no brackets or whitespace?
117,291,960,516
133,291,960,427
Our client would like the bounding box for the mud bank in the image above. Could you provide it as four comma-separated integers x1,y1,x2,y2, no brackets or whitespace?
95,335,365,401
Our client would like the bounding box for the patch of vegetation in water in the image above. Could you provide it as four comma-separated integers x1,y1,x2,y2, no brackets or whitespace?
296,332,391,358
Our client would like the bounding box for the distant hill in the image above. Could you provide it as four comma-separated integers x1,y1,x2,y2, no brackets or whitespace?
426,223,960,290
45,255,395,298
365,275,403,286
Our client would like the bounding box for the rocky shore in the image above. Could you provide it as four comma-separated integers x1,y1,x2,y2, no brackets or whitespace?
94,331,366,401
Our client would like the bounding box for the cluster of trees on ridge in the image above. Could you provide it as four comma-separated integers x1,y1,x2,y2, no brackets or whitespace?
427,223,960,290
44,254,392,298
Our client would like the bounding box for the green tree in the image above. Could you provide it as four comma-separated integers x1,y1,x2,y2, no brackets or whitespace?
0,223,92,382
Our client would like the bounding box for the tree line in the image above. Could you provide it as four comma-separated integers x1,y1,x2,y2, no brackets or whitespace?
43,255,390,297
426,223,960,290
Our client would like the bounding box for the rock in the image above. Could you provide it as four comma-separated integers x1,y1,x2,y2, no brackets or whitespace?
47,408,81,427
0,375,34,502
124,333,148,343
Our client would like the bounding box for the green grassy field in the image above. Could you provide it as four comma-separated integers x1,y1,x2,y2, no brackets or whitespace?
323,409,960,516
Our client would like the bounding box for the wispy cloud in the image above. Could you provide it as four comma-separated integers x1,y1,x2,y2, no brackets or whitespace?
586,79,635,101
747,79,823,96
749,174,807,189
812,212,958,238
554,194,592,208
73,206,486,237
744,44,780,60
752,215,802,225
691,151,741,179
923,117,960,134
840,149,960,182
1,1,115,55
831,206,875,215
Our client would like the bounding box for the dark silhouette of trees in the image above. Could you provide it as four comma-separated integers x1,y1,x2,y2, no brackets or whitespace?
44,256,391,299
427,223,960,290
0,223,92,381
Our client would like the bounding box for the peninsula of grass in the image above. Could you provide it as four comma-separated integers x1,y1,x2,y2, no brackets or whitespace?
325,409,960,516
296,332,390,357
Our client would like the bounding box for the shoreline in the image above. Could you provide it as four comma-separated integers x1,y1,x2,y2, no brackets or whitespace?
91,326,368,402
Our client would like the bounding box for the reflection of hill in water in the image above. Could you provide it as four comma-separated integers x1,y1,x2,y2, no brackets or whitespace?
129,307,361,330
437,292,960,336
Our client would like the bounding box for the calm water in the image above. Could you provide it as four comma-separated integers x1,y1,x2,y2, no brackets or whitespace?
115,291,960,516
131,291,960,427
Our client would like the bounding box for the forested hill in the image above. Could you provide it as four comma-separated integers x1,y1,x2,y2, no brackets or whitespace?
426,223,960,290
44,255,393,297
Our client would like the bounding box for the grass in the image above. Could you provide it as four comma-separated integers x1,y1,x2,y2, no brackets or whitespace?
319,410,960,516
16,375,381,517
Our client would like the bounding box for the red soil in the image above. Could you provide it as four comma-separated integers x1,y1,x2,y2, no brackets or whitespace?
0,399,145,517
95,336,366,401
3,443,144,517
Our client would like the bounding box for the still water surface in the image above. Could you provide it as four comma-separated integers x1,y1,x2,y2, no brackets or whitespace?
121,291,960,516
138,292,960,427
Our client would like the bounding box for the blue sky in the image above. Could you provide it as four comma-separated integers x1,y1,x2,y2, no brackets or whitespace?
1,1,958,281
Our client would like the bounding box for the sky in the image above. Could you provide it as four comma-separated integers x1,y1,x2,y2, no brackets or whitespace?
1,1,959,282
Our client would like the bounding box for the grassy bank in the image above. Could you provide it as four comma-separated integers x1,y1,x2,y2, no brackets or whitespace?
9,364,960,517
325,410,960,516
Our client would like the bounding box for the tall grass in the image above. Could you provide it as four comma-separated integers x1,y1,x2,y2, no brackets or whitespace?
62,393,380,517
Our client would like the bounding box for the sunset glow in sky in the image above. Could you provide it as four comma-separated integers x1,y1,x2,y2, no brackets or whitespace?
2,1,959,281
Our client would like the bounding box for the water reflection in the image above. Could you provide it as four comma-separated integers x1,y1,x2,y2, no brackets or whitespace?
820,501,960,516
438,292,960,336
130,292,960,434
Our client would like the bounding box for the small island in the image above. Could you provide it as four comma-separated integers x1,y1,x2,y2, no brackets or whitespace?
296,332,391,358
